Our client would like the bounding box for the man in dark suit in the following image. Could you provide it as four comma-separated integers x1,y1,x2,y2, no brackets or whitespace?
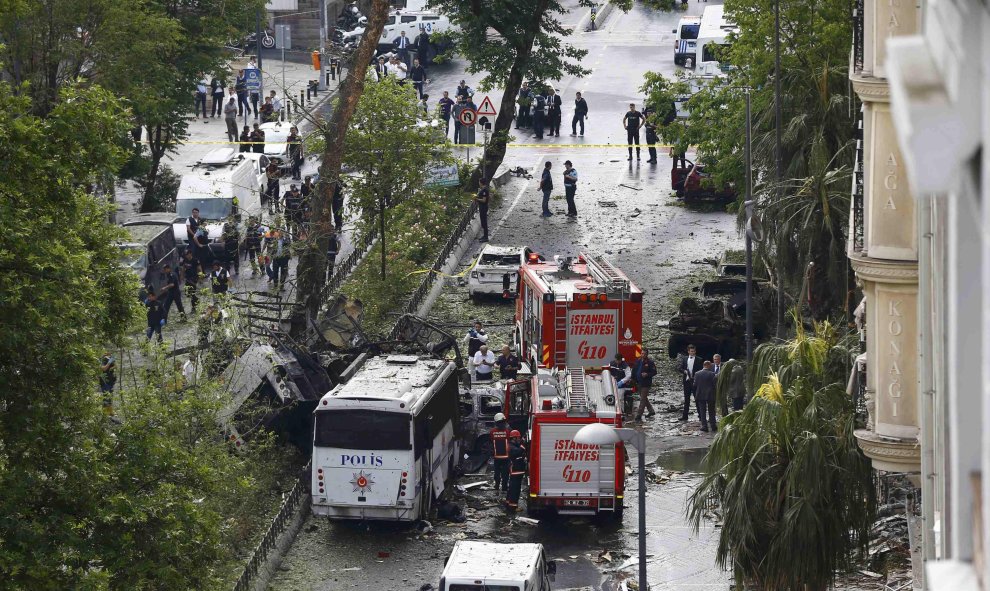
676,344,704,421
693,361,718,432
393,30,412,67
632,349,658,421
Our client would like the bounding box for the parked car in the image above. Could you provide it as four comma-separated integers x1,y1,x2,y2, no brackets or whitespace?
467,244,539,300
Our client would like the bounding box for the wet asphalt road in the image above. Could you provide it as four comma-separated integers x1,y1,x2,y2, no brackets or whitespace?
268,2,740,590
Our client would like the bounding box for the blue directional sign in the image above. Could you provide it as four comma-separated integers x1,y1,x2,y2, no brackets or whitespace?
244,68,262,93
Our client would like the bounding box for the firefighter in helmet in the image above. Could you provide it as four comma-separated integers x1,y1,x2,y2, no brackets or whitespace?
505,430,527,510
490,413,510,493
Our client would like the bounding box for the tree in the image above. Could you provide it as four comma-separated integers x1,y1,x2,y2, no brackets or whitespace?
337,77,454,278
428,0,631,187
0,0,265,203
0,81,136,588
640,0,855,321
294,0,392,328
688,318,875,591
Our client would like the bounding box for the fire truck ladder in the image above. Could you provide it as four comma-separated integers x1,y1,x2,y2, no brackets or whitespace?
583,252,630,293
553,296,568,367
566,367,588,410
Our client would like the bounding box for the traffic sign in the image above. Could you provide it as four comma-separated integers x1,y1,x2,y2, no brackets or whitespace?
458,108,477,126
477,96,497,116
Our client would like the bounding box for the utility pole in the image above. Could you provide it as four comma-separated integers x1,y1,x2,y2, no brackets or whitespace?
774,0,785,337
744,87,754,364
256,9,264,97
318,0,328,91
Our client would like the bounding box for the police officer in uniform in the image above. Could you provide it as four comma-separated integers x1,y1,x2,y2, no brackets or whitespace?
181,249,201,312
622,103,645,161
505,430,527,510
245,218,264,276
144,290,165,342
489,413,510,493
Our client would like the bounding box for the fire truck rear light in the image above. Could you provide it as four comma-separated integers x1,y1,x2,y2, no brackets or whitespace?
402,472,408,477
599,293,608,302
542,400,552,410
630,292,643,302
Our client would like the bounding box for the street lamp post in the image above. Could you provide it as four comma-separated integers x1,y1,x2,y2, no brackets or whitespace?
575,423,648,591
743,87,753,363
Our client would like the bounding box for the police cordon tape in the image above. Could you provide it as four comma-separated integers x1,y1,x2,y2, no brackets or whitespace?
138,140,678,149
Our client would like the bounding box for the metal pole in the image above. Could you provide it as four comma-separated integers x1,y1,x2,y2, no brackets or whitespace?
636,433,647,591
773,0,784,338
318,0,328,91
282,42,286,104
256,9,264,97
745,89,753,365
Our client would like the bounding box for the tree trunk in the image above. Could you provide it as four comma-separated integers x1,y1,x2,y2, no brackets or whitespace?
468,0,551,189
291,0,392,337
141,124,169,212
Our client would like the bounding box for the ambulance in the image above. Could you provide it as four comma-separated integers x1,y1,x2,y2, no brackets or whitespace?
514,252,643,371
503,366,626,517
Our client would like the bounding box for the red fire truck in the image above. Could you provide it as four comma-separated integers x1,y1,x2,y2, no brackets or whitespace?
503,367,626,517
514,252,643,370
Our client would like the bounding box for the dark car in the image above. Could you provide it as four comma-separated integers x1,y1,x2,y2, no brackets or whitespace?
120,216,181,297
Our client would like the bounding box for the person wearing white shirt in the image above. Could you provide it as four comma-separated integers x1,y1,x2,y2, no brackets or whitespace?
195,78,208,119
473,344,496,382
389,56,408,81
269,90,283,120
677,344,704,421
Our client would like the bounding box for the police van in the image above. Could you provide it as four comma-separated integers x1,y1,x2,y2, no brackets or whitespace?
311,354,463,521
672,16,702,67
696,5,738,76
438,541,557,591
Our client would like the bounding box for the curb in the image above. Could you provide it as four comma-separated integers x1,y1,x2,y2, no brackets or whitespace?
247,492,310,591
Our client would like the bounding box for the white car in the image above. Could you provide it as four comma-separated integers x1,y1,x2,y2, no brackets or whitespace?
467,245,537,299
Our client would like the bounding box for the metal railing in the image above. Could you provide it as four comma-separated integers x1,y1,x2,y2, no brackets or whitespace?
852,0,865,73
852,117,865,252
232,461,311,591
389,201,478,339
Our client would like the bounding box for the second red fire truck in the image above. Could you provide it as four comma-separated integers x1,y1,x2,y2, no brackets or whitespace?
514,252,644,371
503,366,626,517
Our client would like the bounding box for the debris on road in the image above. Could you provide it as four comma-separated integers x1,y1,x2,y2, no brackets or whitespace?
514,516,540,526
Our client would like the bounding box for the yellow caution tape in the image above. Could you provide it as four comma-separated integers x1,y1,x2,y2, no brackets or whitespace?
138,140,677,149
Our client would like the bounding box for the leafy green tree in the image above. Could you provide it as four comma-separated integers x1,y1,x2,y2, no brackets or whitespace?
641,0,855,321
428,0,631,187
688,318,875,591
338,77,453,277
0,80,136,589
0,0,265,203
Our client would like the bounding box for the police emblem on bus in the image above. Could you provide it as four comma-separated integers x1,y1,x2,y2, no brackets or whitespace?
350,470,375,493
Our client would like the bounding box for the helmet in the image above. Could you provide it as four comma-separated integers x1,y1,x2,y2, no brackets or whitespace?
494,413,506,422
509,430,521,438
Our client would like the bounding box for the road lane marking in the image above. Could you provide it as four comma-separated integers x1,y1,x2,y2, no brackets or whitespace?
491,154,546,238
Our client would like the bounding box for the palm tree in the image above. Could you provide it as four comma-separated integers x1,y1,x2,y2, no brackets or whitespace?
688,317,875,591
749,61,855,324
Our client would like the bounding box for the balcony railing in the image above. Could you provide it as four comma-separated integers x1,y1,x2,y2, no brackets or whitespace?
852,0,864,73
852,117,865,252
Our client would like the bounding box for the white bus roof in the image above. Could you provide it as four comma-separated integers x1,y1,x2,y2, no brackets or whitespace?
318,355,453,412
442,541,543,582
699,5,737,40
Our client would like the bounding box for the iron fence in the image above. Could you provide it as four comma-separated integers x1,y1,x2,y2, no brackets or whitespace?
852,0,865,73
232,461,311,591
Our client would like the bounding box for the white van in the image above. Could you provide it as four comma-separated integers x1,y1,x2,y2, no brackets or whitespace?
172,148,267,245
438,541,557,591
376,11,458,56
696,5,738,75
672,16,701,67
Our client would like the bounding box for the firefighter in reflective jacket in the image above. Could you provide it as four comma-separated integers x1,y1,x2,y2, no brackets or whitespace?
505,430,527,510
490,413,510,492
